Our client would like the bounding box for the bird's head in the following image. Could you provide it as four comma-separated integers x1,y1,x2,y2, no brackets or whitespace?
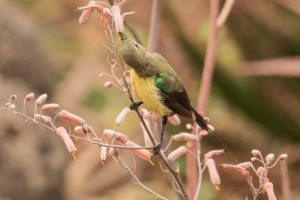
119,32,146,70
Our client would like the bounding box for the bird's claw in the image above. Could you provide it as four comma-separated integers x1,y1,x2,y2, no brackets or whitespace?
129,101,143,111
152,143,162,155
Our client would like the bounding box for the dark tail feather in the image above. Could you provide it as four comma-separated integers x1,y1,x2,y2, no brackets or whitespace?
191,107,211,133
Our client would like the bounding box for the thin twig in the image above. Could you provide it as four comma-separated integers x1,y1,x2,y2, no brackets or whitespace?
217,0,235,29
193,142,203,200
112,154,169,200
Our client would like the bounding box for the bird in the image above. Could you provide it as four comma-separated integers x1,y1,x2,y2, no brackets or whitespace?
119,32,211,154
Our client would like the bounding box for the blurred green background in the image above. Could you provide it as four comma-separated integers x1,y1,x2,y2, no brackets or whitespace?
0,0,299,199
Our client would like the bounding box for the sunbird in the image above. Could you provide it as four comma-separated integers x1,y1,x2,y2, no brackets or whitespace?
119,32,211,154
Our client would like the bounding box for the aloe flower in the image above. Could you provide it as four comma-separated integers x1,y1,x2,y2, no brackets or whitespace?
56,127,77,160
78,0,133,32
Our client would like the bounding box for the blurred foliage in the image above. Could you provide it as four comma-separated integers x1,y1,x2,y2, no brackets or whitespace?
81,87,108,112
164,2,300,142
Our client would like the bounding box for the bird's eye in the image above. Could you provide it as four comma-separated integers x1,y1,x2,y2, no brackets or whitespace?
134,43,139,49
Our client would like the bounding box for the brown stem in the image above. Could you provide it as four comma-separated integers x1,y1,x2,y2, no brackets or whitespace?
187,0,234,198
280,160,291,200
148,0,163,52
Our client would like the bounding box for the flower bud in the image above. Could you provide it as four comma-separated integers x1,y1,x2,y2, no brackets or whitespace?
279,154,288,160
9,95,17,101
103,129,116,137
98,73,104,78
104,81,113,88
264,182,277,200
141,108,151,119
151,114,159,121
74,126,84,134
257,167,266,176
35,94,47,106
100,145,108,165
25,93,34,101
204,149,224,159
116,107,131,125
168,115,181,126
186,123,192,129
265,153,275,163
172,133,198,142
125,141,152,161
251,149,261,157
59,110,86,125
115,132,130,143
35,114,52,124
56,127,77,159
199,130,209,137
238,162,252,170
140,121,153,147
41,103,60,111
167,146,187,162
206,158,221,191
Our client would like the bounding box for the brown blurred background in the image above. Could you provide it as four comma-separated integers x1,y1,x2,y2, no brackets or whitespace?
0,0,300,199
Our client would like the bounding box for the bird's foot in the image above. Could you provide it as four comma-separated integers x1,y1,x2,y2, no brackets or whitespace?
152,143,162,155
129,101,143,111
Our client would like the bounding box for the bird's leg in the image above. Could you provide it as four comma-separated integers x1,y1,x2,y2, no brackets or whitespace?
153,116,168,155
129,101,143,111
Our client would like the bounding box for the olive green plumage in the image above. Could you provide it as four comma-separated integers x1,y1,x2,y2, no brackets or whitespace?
119,32,210,133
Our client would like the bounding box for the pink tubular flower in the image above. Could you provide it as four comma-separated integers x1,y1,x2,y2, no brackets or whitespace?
59,110,86,125
103,129,116,137
35,94,47,106
168,115,181,126
205,158,221,191
100,145,109,165
167,146,187,162
264,182,277,200
104,81,113,88
141,108,151,119
78,1,104,24
114,132,130,143
115,107,131,125
257,167,266,176
140,120,153,147
56,127,77,159
223,163,249,176
25,93,34,101
103,129,129,143
204,149,224,159
41,103,60,111
199,130,209,137
151,114,159,121
125,141,152,161
34,114,52,124
172,132,198,142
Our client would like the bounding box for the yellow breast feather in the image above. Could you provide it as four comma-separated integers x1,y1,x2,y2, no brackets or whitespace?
130,69,172,116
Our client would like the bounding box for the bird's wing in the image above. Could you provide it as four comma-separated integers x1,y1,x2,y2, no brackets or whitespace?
155,72,192,118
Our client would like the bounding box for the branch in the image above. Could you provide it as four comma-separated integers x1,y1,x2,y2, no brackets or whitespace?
188,0,235,198
280,160,291,200
112,153,168,200
148,0,163,52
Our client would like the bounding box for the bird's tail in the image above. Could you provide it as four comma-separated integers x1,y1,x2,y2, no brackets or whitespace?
191,107,211,133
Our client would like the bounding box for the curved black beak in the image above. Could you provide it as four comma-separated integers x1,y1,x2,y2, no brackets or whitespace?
118,32,128,41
